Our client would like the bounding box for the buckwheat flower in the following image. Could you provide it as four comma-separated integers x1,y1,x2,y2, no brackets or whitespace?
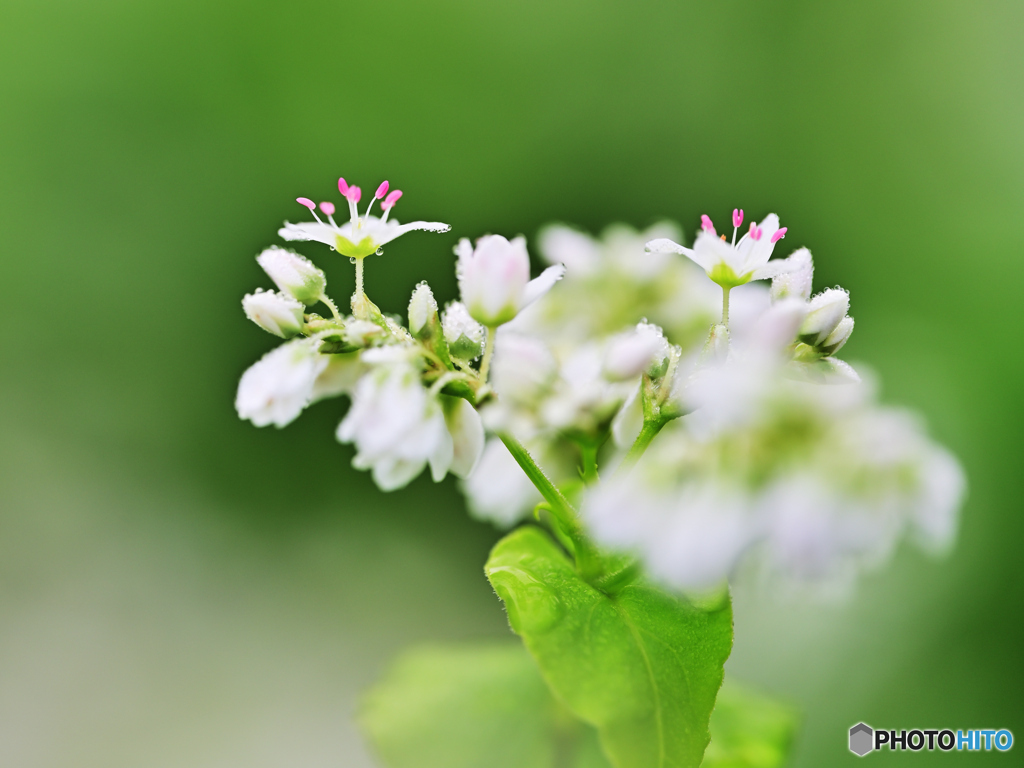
441,301,486,361
603,321,670,381
646,212,793,289
337,362,451,491
256,246,326,305
455,235,566,327
235,338,328,427
242,288,305,338
769,248,814,301
279,180,450,259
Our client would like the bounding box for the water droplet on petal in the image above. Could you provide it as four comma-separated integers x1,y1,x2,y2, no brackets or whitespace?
349,257,357,264
375,247,384,256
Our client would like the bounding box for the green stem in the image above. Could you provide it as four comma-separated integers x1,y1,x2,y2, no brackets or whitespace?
499,433,602,579
355,256,365,299
619,417,668,474
721,285,732,327
320,295,343,322
478,325,497,382
579,441,600,485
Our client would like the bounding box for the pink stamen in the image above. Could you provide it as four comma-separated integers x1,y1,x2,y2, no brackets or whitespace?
732,209,743,228
770,227,788,244
381,189,403,210
345,186,362,204
749,223,763,241
320,201,336,216
701,215,716,234
296,197,315,210
338,178,349,195
375,181,389,199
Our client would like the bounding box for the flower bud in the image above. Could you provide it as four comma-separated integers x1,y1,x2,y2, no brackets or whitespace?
799,288,850,346
819,315,854,355
343,319,387,348
407,281,439,339
603,322,669,381
242,289,305,338
769,247,814,302
456,235,565,327
442,301,486,360
256,246,326,306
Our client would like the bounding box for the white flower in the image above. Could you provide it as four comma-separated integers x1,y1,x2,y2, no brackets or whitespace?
278,180,449,259
489,332,558,405
799,288,850,345
337,362,450,491
442,396,485,478
456,235,565,326
441,301,486,360
311,352,366,402
646,212,793,288
603,321,669,381
256,246,326,305
242,289,305,338
235,338,328,428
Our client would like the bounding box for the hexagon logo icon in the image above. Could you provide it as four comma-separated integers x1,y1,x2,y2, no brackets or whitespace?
849,723,874,756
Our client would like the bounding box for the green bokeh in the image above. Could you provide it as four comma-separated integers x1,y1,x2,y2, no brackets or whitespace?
0,0,1021,765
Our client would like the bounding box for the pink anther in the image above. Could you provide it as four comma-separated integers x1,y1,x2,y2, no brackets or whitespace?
382,189,403,209
345,185,362,203
320,202,336,216
296,197,315,210
732,209,743,228
770,227,788,243
338,178,349,195
749,223,763,241
375,181,389,199
701,214,716,234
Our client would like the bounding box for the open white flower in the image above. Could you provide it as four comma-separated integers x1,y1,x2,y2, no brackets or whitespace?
242,288,305,338
647,210,794,288
279,178,450,259
456,235,565,326
235,338,328,428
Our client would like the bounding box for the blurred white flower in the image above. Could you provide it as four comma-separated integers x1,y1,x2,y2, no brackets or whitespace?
799,288,850,346
769,248,814,301
256,246,326,306
582,366,966,592
242,288,305,338
235,338,328,428
455,235,565,326
279,180,449,259
603,322,669,381
647,212,794,288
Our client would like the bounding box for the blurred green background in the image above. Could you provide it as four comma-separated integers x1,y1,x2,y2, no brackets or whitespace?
1,0,1021,765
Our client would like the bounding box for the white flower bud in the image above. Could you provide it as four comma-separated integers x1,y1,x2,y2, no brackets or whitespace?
242,289,305,338
820,315,854,355
769,247,814,301
344,319,387,348
442,396,485,478
800,288,850,346
407,282,438,338
456,235,565,327
256,246,326,306
442,301,486,360
603,322,669,381
235,338,327,428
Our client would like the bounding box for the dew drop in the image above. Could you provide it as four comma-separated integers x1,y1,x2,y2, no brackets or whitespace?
349,257,357,264
375,247,384,256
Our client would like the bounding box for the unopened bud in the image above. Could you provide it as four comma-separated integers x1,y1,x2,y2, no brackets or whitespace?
799,288,850,346
344,319,387,348
770,247,814,302
603,322,669,381
442,301,486,360
408,282,438,338
256,246,326,306
819,315,854,355
242,289,305,338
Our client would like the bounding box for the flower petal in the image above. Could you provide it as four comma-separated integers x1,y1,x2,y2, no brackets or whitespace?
277,221,337,247
521,264,566,309
443,396,485,478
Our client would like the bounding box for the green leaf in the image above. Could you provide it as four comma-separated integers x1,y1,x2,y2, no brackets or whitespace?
359,643,613,768
702,682,800,768
485,525,734,768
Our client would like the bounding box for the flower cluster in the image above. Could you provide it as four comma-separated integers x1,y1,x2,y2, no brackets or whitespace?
235,184,964,594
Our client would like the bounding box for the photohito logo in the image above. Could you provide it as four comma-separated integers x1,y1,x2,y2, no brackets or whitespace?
848,723,1013,756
